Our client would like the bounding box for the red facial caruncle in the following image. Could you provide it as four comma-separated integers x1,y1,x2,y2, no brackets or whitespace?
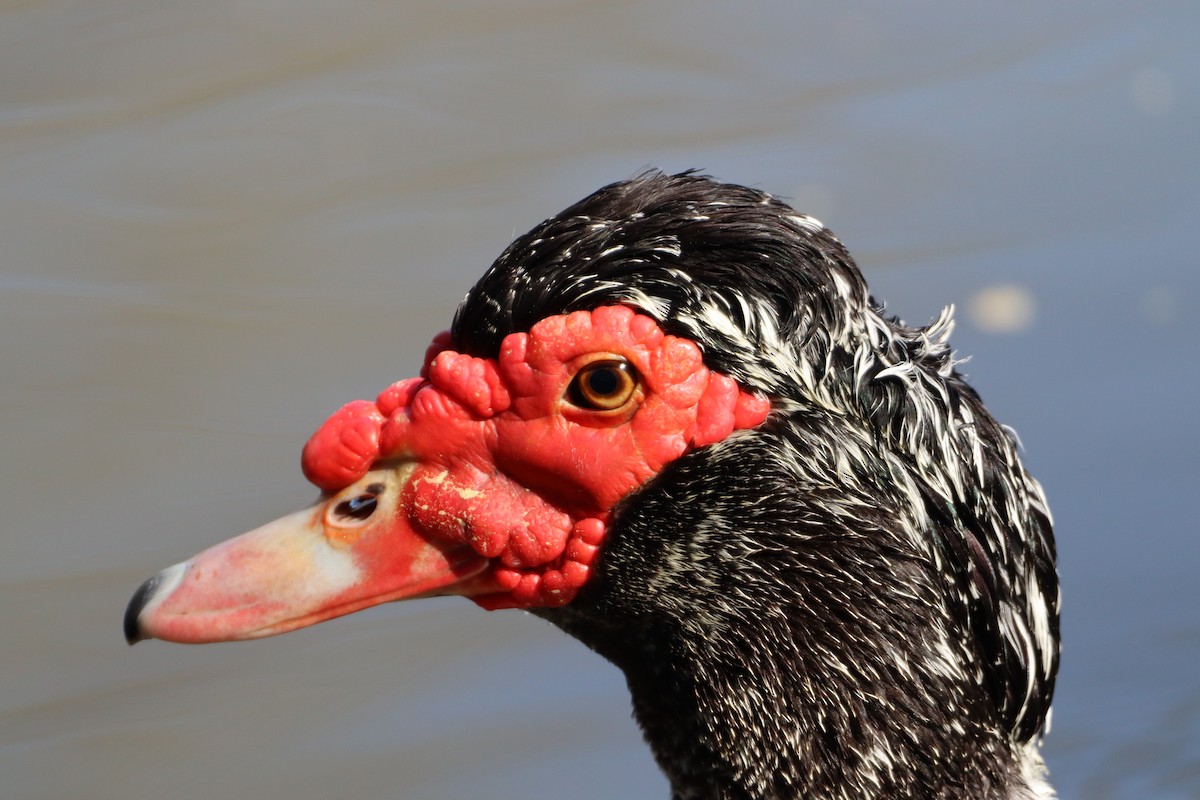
303,305,771,610
125,305,769,644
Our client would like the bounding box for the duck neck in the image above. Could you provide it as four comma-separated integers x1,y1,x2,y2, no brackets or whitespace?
542,581,1042,800
535,436,1041,800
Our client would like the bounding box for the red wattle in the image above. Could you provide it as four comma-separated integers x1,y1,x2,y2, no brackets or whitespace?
298,306,772,609
301,400,386,492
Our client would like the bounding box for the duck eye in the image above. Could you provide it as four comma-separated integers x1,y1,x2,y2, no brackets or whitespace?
568,359,639,411
332,493,378,523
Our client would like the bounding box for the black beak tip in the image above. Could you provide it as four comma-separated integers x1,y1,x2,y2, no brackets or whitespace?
124,574,160,645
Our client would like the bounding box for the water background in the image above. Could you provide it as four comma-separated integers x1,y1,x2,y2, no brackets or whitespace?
3,3,1198,798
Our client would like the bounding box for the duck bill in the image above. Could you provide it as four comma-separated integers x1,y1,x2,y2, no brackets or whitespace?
124,467,492,644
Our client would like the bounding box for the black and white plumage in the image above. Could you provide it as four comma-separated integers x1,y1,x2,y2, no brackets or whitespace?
455,171,1059,799
125,171,1059,800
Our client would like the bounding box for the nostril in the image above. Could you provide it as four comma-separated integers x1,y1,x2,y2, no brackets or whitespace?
333,494,378,522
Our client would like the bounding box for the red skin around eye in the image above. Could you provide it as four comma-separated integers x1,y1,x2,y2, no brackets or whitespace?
300,306,770,608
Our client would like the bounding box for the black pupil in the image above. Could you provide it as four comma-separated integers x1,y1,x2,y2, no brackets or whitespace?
587,367,621,397
337,494,377,521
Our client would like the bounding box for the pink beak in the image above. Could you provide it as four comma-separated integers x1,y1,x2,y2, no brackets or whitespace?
124,465,493,644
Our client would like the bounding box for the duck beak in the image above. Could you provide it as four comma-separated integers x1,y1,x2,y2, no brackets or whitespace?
124,465,492,645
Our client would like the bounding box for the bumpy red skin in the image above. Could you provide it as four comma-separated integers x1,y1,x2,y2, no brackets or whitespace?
302,306,771,610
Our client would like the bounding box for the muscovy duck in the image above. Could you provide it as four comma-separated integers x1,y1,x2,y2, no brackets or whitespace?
125,172,1059,800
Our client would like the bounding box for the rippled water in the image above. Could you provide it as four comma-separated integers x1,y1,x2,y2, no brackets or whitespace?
3,3,1197,798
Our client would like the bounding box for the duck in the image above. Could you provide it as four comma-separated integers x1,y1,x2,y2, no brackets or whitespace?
125,171,1060,800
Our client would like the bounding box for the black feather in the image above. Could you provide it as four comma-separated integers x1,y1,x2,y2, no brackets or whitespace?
454,171,1059,800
